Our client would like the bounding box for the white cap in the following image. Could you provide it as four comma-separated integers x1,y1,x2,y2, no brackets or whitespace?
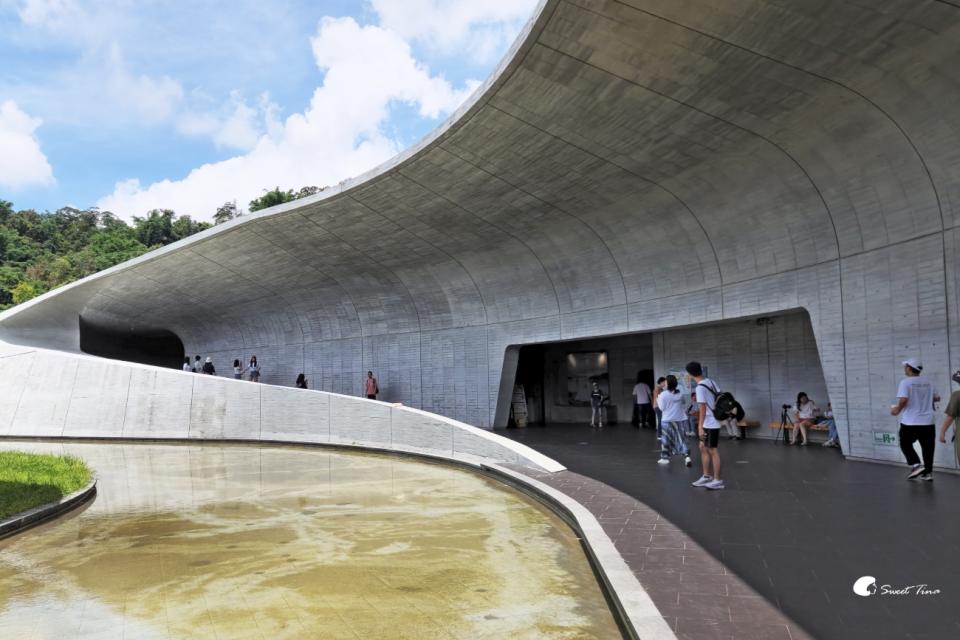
205,356,212,363
902,358,923,371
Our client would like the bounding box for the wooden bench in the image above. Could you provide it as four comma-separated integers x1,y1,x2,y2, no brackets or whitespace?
737,420,760,438
768,421,828,443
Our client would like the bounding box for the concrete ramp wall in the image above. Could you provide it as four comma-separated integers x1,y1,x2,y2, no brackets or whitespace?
0,343,561,473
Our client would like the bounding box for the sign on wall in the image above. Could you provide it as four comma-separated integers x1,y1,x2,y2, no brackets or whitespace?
874,431,898,446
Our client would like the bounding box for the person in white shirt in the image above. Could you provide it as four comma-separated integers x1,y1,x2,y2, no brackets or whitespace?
791,392,819,446
686,361,724,490
891,358,940,480
656,375,692,466
182,357,192,372
632,376,654,429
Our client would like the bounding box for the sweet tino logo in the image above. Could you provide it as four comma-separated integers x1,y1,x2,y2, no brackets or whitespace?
853,576,877,597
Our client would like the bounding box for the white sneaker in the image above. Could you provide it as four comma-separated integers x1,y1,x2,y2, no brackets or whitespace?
685,456,692,467
657,458,670,465
821,439,833,447
705,479,725,490
691,475,712,487
907,464,924,480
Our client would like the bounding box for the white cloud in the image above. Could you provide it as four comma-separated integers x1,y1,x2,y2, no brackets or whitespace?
371,0,538,63
105,43,184,124
0,100,55,190
177,92,279,152
97,16,479,219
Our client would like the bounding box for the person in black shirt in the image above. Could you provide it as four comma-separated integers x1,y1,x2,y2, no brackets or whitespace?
201,357,215,375
590,382,607,428
295,373,308,389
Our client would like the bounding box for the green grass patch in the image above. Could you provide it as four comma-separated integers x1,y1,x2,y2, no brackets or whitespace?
0,451,92,519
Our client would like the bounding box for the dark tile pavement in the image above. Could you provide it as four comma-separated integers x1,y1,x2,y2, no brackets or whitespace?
501,424,960,640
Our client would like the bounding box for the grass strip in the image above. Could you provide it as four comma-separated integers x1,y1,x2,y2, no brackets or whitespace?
0,451,92,519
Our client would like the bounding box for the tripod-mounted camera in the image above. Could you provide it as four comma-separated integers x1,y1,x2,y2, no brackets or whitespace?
776,404,794,444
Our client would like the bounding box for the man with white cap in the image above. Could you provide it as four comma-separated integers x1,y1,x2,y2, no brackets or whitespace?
891,358,939,480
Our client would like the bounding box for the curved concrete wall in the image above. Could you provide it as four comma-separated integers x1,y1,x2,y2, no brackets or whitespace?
2,0,960,467
0,343,561,472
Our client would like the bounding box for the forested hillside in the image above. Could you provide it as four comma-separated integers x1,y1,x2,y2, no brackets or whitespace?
0,186,322,310
0,201,209,310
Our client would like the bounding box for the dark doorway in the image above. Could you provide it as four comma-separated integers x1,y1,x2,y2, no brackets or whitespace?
511,334,654,426
79,316,185,369
515,345,546,424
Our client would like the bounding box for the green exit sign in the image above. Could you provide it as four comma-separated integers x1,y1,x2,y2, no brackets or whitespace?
874,432,898,445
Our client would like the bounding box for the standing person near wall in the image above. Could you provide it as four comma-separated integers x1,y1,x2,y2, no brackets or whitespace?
656,375,692,466
182,357,192,372
938,370,960,465
193,355,202,373
201,357,215,375
248,356,260,383
687,361,724,490
296,373,308,389
652,376,667,435
891,358,939,481
632,375,653,429
365,371,379,400
233,359,243,379
590,381,606,428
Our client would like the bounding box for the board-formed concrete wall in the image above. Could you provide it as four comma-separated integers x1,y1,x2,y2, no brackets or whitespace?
2,0,960,467
0,343,561,472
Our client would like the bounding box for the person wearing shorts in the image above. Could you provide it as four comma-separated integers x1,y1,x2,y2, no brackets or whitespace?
686,361,724,490
938,370,960,466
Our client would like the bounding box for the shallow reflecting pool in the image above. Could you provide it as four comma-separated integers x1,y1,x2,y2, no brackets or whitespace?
0,441,621,639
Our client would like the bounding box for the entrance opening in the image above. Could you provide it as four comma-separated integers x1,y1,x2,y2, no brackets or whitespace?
504,309,830,441
513,334,654,426
79,316,185,369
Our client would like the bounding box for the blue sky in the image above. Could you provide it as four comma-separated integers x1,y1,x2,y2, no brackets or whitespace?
0,0,537,219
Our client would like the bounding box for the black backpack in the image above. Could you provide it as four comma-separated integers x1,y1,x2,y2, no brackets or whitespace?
698,381,741,421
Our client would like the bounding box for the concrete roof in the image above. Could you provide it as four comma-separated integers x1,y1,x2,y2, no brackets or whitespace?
3,0,959,443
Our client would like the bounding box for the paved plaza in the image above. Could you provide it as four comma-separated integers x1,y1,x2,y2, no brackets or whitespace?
503,424,960,640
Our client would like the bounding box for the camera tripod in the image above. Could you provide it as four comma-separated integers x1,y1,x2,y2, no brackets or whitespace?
775,405,794,444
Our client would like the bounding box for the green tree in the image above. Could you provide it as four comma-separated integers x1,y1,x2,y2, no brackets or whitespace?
249,187,295,212
171,214,210,240
214,201,238,225
11,281,43,305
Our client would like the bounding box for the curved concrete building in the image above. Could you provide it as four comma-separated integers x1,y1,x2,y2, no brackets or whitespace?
3,0,960,469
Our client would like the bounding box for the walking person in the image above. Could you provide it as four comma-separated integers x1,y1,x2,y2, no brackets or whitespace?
656,375,692,466
182,357,192,373
938,370,960,465
652,376,667,435
686,391,698,437
891,358,939,481
632,375,653,429
201,356,215,375
687,361,724,490
296,373,308,389
365,371,379,400
248,356,261,383
590,381,606,428
233,359,243,380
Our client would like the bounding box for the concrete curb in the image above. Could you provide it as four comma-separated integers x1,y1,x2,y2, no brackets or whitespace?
482,463,677,640
0,475,97,540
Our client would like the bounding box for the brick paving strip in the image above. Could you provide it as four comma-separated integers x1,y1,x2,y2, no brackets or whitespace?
504,465,812,640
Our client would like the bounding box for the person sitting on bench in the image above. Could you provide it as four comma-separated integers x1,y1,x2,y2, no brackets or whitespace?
792,392,820,446
818,402,839,447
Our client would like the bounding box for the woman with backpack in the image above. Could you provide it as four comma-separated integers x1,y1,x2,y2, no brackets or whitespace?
656,375,692,466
